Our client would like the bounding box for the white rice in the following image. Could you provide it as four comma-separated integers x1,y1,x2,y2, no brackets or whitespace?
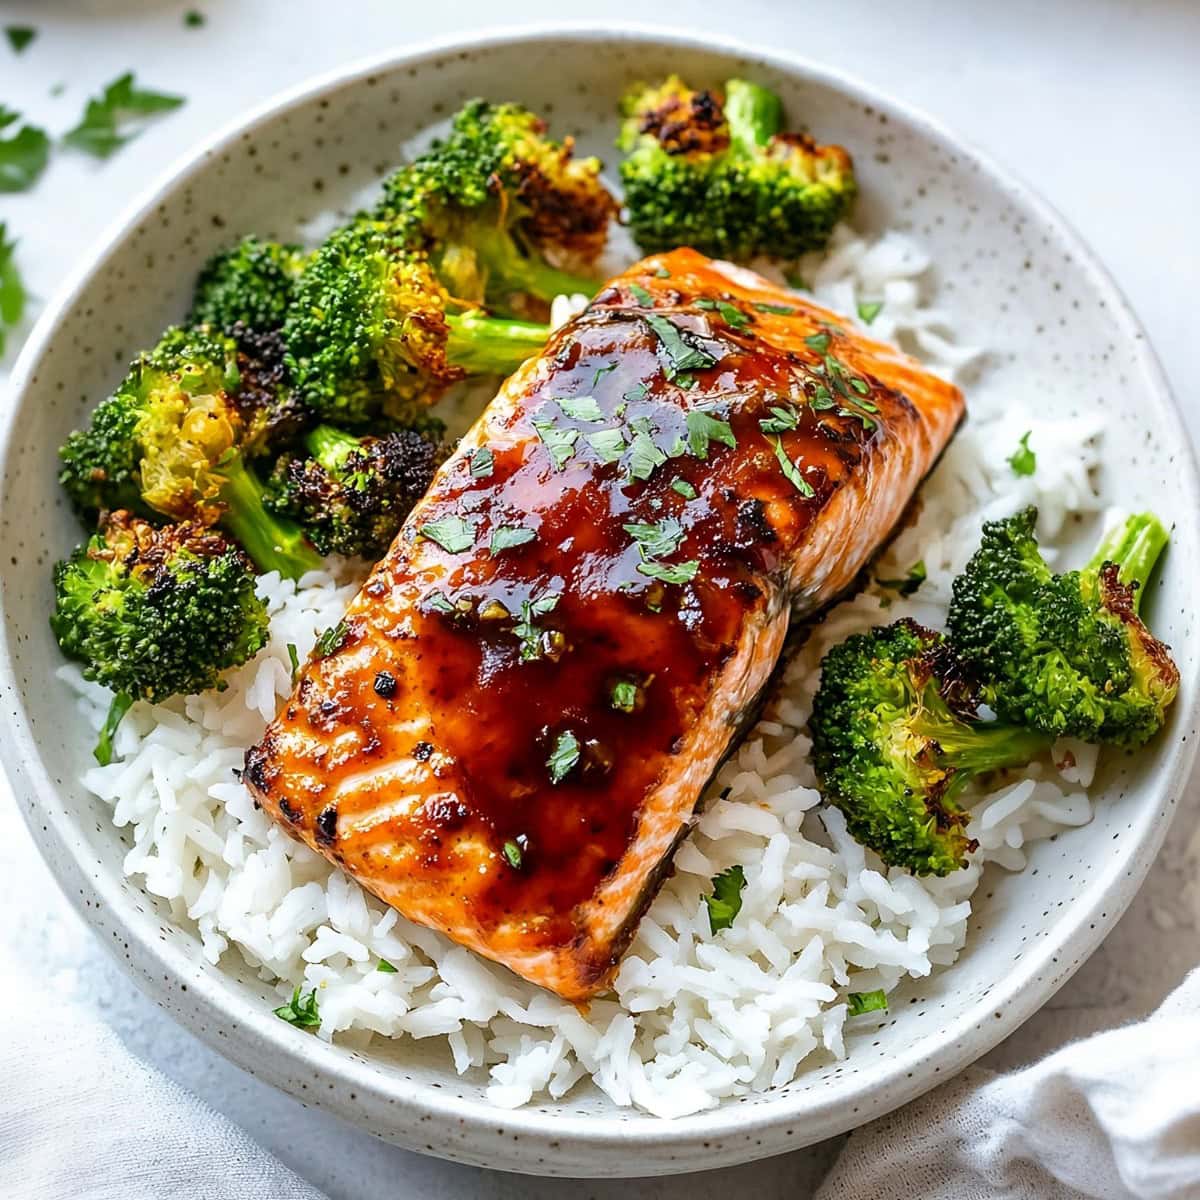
63,225,1110,1118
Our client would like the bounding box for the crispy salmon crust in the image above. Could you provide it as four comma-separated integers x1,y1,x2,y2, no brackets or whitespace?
244,249,965,1001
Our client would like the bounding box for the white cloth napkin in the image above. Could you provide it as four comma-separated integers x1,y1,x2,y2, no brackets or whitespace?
817,968,1200,1200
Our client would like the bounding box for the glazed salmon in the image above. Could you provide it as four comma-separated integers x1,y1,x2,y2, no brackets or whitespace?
244,248,964,1001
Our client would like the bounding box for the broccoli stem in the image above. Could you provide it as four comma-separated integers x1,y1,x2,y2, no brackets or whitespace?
94,691,133,766
445,310,551,375
724,79,784,156
468,223,599,303
1085,512,1169,614
305,424,361,474
912,714,1051,790
218,454,323,579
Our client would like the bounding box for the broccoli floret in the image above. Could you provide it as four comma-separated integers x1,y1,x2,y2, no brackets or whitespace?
58,326,320,579
376,98,616,309
266,424,445,558
809,620,1049,876
283,221,551,425
947,508,1179,747
190,235,310,333
617,76,856,260
51,512,269,760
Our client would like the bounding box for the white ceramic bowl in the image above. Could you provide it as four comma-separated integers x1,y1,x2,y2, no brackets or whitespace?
2,25,1197,1179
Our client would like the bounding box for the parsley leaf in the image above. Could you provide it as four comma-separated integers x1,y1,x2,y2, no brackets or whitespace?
94,691,133,766
1008,431,1036,477
654,266,671,279
767,435,815,497
468,446,494,479
547,730,580,784
556,395,604,422
877,560,926,597
532,415,579,471
627,424,667,481
514,591,561,662
637,559,699,585
804,330,831,355
489,525,535,556
759,404,800,434
0,108,50,192
592,361,618,387
184,10,207,27
0,223,26,356
286,642,300,683
586,427,626,465
419,514,475,553
857,299,884,325
502,839,523,869
63,72,185,159
274,985,321,1028
376,958,398,973
671,479,697,500
610,680,639,712
686,408,736,459
425,590,458,616
623,517,684,560
314,620,349,658
628,282,654,306
704,865,746,933
847,989,888,1016
4,26,36,54
644,313,717,379
754,301,795,315
716,300,751,330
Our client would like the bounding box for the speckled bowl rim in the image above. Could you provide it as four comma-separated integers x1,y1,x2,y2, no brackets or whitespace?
2,22,1198,1177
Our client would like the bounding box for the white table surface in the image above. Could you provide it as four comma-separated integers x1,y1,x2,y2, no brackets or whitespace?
2,2,1198,1195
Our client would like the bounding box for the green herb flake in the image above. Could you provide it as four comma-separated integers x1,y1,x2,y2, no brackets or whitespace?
1008,430,1036,477
63,72,185,159
754,301,796,315
767,435,815,497
591,361,618,387
627,426,667,482
184,10,206,27
532,416,579,471
671,479,697,500
622,382,648,405
314,620,349,659
784,269,808,290
514,591,561,662
847,989,888,1016
547,730,580,784
468,446,494,479
654,266,671,279
0,223,26,356
694,298,717,310
623,517,685,560
878,560,927,598
4,26,36,54
419,514,475,553
489,525,535,556
759,404,800,435
286,642,300,683
857,299,884,325
274,985,321,1028
804,330,831,356
502,839,523,869
376,958,398,973
425,590,458,616
628,282,654,306
637,559,699,585
556,395,604,422
704,865,746,934
586,427,626,465
716,300,751,330
0,107,50,192
94,691,133,766
686,408,736,459
610,680,639,713
644,312,717,380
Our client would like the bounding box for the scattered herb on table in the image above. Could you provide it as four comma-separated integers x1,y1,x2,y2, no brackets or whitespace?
274,985,321,1028
1008,430,1036,477
704,865,746,933
0,107,50,191
63,72,185,159
4,26,36,54
0,223,26,356
184,10,207,27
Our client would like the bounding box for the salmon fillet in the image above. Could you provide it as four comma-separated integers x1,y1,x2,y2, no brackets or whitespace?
244,248,965,1001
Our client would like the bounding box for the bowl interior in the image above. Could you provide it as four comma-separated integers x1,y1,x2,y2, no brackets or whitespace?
2,29,1196,1176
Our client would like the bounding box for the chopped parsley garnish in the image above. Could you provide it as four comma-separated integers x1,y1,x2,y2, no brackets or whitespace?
556,395,604,422
623,517,685,560
274,985,321,1028
643,312,717,380
314,620,349,658
63,72,185,159
694,298,717,310
94,691,133,766
0,223,25,356
704,865,746,933
489,525,535,556
628,282,654,306
425,590,458,616
686,408,736,459
878,560,927,597
419,514,475,553
671,479,697,500
514,591,561,662
376,958,398,973
1008,430,1036,476
468,446,494,478
627,424,667,481
502,839,523,869
623,382,649,405
610,680,640,713
804,330,832,355
716,300,751,330
847,989,888,1016
592,361,618,387
286,642,300,683
0,107,49,192
4,26,36,53
586,427,626,465
547,730,580,784
654,266,671,279
767,435,815,498
637,559,699,585
184,10,207,27
759,404,801,434
754,301,796,315
857,299,884,325
532,415,579,471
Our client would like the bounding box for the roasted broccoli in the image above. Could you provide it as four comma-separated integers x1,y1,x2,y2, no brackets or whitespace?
809,620,1049,876
267,423,444,558
948,508,1179,748
617,76,856,260
376,98,616,309
58,326,320,578
283,221,551,425
51,512,269,761
190,235,310,334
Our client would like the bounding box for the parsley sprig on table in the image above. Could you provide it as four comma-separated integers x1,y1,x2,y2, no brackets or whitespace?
63,72,185,159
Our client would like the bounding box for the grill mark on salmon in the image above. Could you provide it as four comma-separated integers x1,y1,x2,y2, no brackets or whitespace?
244,248,965,1001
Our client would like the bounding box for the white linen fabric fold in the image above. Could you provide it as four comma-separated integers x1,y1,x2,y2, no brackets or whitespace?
817,968,1200,1200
